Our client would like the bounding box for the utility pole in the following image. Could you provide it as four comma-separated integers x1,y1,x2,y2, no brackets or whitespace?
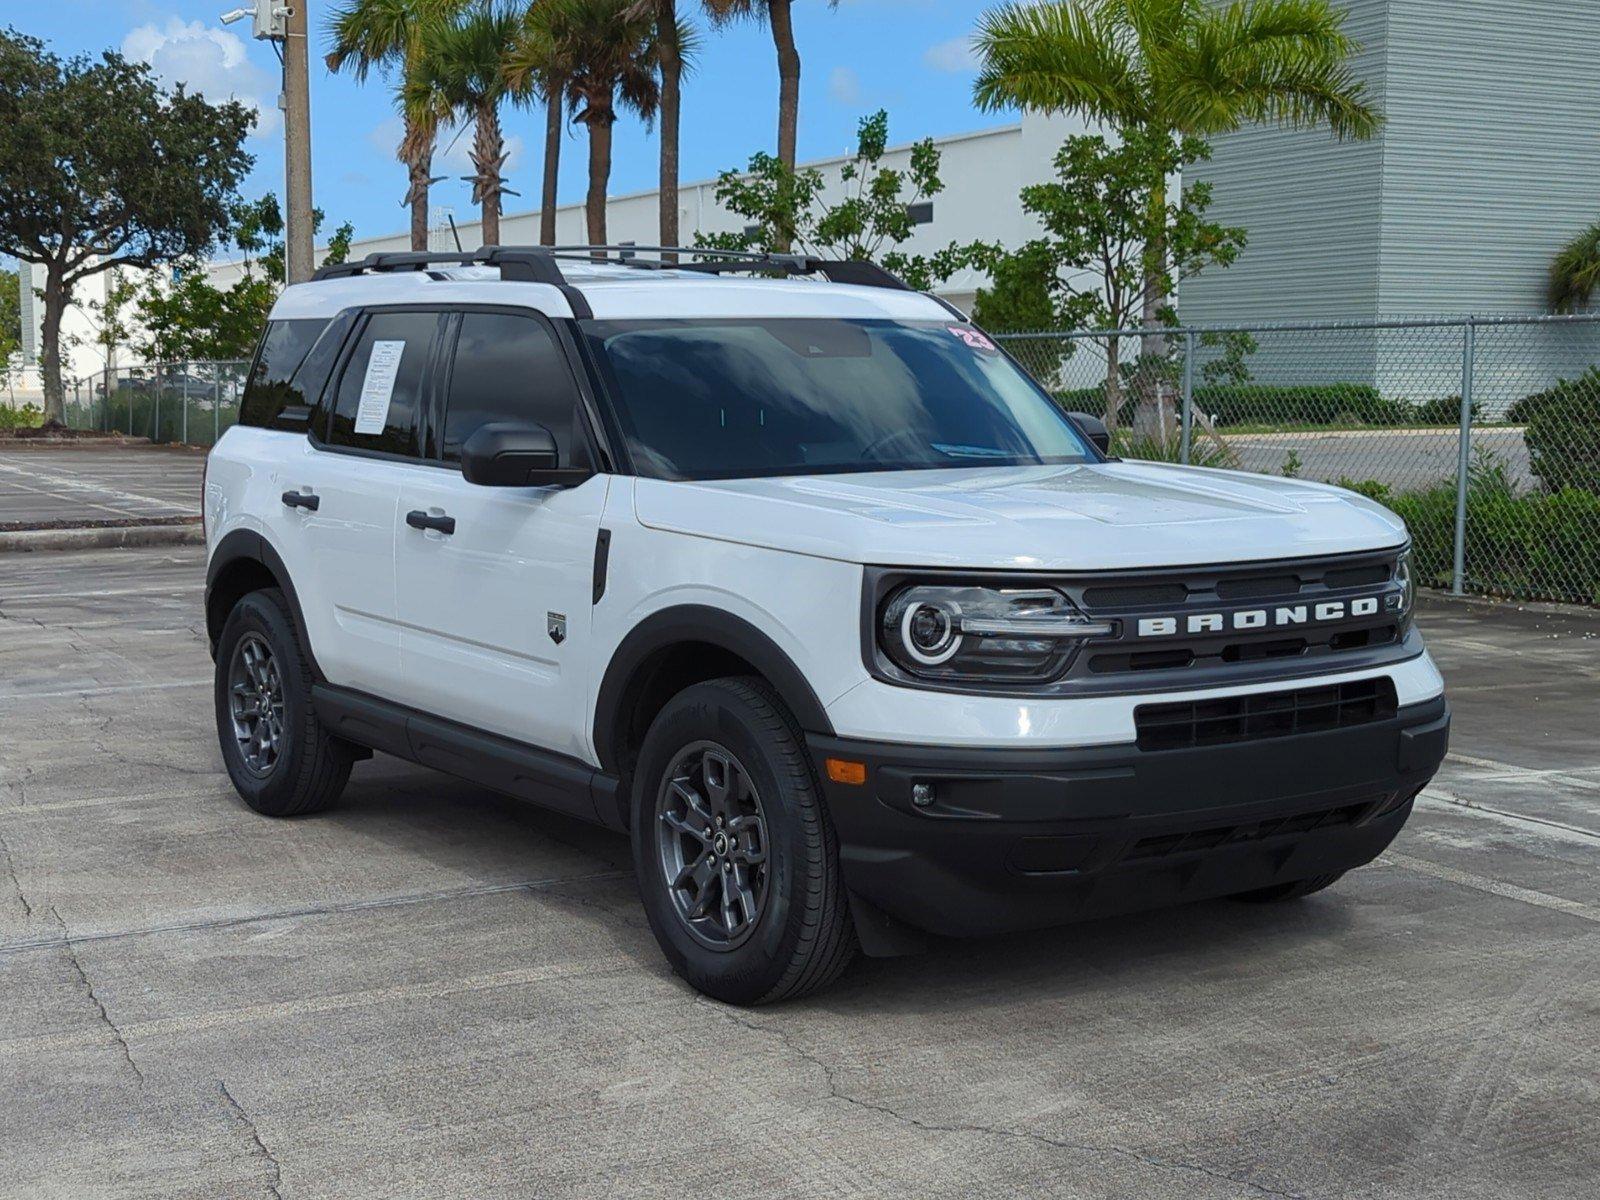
282,1,315,283
222,1,313,281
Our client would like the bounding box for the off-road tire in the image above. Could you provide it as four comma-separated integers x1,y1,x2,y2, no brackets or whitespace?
214,587,352,817
632,676,857,1005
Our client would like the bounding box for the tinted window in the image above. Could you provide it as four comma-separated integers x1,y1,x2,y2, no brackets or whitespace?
441,312,586,464
327,311,444,457
584,319,1094,480
239,318,328,427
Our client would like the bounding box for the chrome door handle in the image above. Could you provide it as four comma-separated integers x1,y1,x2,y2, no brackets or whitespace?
406,509,455,535
281,490,320,511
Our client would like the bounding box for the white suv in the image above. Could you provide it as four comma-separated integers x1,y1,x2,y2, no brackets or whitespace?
204,246,1449,1004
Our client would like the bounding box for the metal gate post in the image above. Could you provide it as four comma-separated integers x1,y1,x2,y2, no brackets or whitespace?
214,372,221,444
180,362,188,444
1451,319,1476,596
1180,330,1195,466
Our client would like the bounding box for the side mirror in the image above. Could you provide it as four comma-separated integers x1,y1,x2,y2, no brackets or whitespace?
460,421,590,487
1066,411,1112,457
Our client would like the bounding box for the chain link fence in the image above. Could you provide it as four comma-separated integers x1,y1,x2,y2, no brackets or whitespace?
61,360,250,448
998,314,1600,607
48,316,1600,607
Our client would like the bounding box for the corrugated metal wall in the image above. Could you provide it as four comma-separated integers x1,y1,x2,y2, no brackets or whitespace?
1178,0,1389,329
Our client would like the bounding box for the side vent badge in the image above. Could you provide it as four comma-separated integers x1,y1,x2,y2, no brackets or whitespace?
547,612,567,645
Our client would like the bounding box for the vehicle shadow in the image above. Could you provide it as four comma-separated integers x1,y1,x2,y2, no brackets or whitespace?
324,760,1364,1014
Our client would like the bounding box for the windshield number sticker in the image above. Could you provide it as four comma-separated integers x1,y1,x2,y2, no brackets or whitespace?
946,325,998,354
354,340,406,435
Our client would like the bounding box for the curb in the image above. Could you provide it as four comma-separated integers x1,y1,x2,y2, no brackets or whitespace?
0,523,205,554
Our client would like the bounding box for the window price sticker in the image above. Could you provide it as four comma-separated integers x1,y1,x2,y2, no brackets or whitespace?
353,340,405,435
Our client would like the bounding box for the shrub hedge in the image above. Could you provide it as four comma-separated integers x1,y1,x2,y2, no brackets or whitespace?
1510,367,1600,494
1337,466,1600,605
0,403,42,431
1051,384,1472,429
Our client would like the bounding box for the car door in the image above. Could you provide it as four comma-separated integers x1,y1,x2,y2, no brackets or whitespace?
393,308,609,762
284,308,449,701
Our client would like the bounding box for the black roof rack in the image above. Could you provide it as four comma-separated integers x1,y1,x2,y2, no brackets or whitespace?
309,244,917,295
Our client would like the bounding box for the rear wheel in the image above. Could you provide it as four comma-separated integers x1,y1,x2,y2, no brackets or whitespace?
1231,871,1346,903
632,677,856,1005
214,588,352,817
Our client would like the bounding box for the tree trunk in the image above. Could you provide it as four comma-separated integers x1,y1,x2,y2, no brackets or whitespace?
405,136,432,252
657,0,681,252
1134,174,1172,445
769,0,800,254
585,98,614,245
1103,332,1124,437
39,266,67,425
472,103,504,247
541,86,562,246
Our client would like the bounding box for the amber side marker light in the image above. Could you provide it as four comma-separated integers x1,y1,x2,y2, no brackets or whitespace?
825,758,867,786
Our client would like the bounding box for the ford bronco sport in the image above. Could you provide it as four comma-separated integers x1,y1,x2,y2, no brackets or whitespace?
204,246,1449,1004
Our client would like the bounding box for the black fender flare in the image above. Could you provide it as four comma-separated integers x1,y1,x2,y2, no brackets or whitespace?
204,528,321,676
592,605,835,772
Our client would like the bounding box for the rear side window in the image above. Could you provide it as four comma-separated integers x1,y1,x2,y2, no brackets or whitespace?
326,311,445,458
238,318,329,427
440,312,588,465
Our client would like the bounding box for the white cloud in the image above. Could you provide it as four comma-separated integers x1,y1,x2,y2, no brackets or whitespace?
122,18,280,138
828,66,863,107
924,34,980,74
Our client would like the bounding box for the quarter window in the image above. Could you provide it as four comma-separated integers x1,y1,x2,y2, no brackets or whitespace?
440,311,587,466
327,311,444,457
239,318,329,428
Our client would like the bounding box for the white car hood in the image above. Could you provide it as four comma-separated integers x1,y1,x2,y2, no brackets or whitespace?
632,462,1408,571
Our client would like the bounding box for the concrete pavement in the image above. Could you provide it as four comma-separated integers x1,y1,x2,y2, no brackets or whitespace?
0,546,1597,1198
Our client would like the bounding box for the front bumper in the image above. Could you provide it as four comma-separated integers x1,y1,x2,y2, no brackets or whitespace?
808,696,1449,939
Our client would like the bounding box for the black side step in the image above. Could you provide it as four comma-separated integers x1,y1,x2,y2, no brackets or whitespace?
313,684,624,831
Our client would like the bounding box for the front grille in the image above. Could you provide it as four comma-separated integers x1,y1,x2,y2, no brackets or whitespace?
1134,677,1398,752
1124,801,1371,862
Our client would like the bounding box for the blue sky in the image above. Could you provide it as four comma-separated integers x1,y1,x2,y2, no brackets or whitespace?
15,0,999,250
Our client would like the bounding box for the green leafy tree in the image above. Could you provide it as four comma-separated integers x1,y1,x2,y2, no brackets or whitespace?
0,263,20,368
130,198,356,363
408,2,529,246
1549,220,1600,314
702,109,988,290
0,29,253,421
973,0,1379,438
326,0,462,252
978,131,1244,425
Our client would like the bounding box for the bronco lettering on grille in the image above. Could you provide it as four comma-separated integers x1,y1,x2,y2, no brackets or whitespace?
1136,595,1382,638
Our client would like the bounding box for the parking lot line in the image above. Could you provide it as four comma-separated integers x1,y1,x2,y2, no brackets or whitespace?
1385,852,1600,926
0,679,210,703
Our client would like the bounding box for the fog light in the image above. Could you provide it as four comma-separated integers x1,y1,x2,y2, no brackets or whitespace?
911,782,935,807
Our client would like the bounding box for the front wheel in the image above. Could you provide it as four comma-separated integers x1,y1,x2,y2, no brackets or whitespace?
214,588,352,817
632,677,856,1005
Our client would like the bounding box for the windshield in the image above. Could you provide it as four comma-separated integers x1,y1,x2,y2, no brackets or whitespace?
583,319,1097,480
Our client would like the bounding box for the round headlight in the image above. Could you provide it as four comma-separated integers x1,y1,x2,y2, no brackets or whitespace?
899,599,962,665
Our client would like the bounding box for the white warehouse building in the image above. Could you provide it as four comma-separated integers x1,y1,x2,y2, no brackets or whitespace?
15,110,1085,393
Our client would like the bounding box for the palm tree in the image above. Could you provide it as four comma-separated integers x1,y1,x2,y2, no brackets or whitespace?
325,0,460,252
410,2,528,246
974,0,1381,436
626,1,701,249
1550,221,1600,313
506,7,575,246
707,1,835,175
530,0,661,245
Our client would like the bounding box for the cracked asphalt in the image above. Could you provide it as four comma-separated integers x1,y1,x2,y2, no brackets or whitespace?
1,546,1598,1199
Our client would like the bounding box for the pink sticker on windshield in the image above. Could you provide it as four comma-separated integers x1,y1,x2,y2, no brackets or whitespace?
946,325,998,353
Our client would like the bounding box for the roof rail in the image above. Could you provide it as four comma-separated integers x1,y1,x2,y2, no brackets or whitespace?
307,245,922,312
